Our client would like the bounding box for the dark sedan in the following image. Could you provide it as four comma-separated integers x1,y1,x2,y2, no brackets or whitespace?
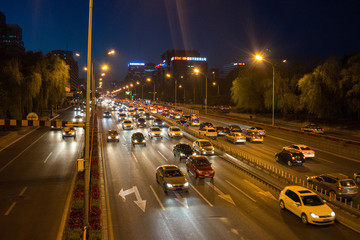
173,143,193,161
275,149,305,166
131,132,146,146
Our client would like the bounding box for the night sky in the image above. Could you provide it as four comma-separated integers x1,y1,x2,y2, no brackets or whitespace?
2,0,360,83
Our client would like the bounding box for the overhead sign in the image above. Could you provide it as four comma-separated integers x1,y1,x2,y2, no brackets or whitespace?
171,56,207,62
26,112,39,121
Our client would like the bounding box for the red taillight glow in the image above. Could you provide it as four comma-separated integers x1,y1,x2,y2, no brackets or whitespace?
338,187,342,191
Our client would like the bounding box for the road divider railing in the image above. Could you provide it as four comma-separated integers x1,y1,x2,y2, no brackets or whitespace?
151,112,360,220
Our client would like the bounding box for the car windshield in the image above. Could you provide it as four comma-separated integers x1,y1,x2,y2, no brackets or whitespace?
124,121,131,124
179,145,192,151
164,170,183,177
200,141,212,147
208,129,216,132
300,146,311,150
301,195,324,206
195,159,210,166
172,127,180,131
152,127,161,131
340,180,356,187
109,131,118,135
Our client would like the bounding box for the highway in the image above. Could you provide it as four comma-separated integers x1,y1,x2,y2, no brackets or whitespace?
0,109,83,240
99,105,360,240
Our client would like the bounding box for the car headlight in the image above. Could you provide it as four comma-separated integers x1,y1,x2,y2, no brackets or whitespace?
180,153,185,156
166,183,173,188
115,136,119,139
310,213,319,218
134,140,138,143
72,119,76,122
180,132,183,135
62,133,65,135
142,140,145,143
71,132,75,135
130,124,133,127
331,211,335,217
108,136,111,139
184,182,189,187
151,133,155,136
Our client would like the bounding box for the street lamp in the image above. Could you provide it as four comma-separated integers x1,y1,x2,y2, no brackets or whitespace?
212,82,219,97
194,68,208,114
166,73,177,106
146,78,156,102
255,54,275,126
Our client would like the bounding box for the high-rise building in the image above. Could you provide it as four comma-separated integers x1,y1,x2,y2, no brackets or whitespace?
0,11,25,56
49,50,79,92
221,62,245,78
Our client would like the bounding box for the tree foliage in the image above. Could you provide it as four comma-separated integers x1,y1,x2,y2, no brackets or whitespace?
0,51,69,119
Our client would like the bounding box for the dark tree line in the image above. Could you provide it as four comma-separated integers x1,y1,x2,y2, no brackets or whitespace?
0,51,69,119
231,53,360,120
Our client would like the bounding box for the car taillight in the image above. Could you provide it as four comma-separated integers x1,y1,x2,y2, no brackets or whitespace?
338,187,342,191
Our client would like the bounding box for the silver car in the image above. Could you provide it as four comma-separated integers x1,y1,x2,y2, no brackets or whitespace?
156,165,189,193
307,173,358,199
193,139,215,155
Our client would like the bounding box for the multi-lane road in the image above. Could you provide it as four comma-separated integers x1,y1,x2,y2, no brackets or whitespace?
0,105,359,240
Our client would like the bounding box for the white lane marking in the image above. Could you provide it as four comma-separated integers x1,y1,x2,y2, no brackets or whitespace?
225,180,257,203
122,135,126,142
242,180,277,201
131,152,138,163
0,127,39,152
4,202,16,216
44,152,53,163
19,187,27,196
315,156,334,164
0,131,46,172
150,185,165,210
190,183,213,207
157,151,168,162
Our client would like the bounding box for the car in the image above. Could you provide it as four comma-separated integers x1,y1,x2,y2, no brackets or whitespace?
275,148,305,166
301,123,324,134
148,127,163,139
214,126,230,136
173,143,193,160
228,125,243,132
118,113,127,121
132,113,140,120
73,106,81,111
199,122,213,129
122,120,133,130
283,144,315,158
225,132,246,144
136,118,147,128
199,127,217,139
354,173,360,184
127,108,136,116
186,155,215,179
167,126,183,138
103,111,111,118
62,127,76,139
144,112,153,120
176,119,189,127
106,130,119,142
153,118,165,127
137,108,145,115
307,173,358,199
72,115,83,124
193,139,215,155
156,165,189,193
246,126,266,136
245,132,263,143
279,186,335,225
131,132,146,146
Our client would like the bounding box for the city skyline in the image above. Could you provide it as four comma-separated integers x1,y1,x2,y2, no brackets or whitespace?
2,0,360,82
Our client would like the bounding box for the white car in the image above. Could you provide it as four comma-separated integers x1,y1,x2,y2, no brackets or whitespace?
168,126,183,138
279,186,335,225
199,127,217,139
148,127,163,139
73,115,83,123
193,139,215,155
283,144,315,158
122,120,133,130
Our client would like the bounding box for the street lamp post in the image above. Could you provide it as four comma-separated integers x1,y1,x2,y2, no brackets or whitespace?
194,68,208,114
255,55,275,127
213,82,219,96
166,74,177,106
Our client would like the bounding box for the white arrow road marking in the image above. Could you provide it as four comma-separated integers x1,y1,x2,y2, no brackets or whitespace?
190,183,213,207
118,186,147,212
207,182,235,205
157,151,168,162
226,180,256,203
44,152,53,163
242,180,277,201
174,193,188,208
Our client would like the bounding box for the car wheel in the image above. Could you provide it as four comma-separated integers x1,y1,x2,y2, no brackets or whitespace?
163,184,168,194
156,175,159,184
287,160,292,166
279,200,285,210
275,155,279,162
301,213,308,224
